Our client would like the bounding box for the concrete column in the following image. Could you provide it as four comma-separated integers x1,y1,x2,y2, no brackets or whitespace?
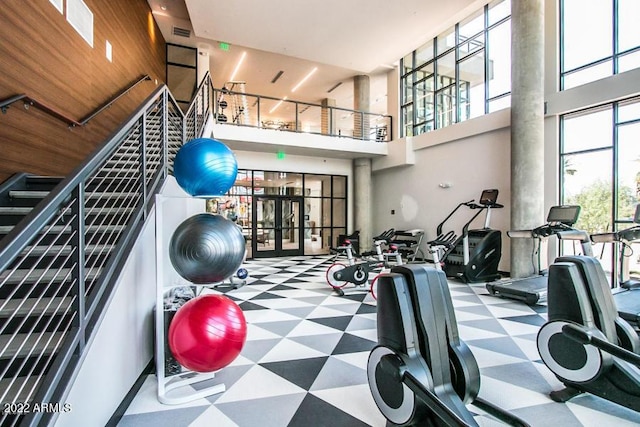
354,158,373,252
510,0,545,278
353,75,370,139
321,98,335,135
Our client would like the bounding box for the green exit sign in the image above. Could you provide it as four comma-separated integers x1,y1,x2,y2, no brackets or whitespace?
276,151,286,160
219,42,230,51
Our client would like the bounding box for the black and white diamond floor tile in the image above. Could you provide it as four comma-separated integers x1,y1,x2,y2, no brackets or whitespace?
118,256,640,427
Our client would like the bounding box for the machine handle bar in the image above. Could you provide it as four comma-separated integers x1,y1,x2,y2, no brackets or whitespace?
562,323,640,368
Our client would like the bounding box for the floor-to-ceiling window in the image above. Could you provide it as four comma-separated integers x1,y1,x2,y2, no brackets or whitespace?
399,0,511,137
560,0,640,90
560,97,640,279
208,170,347,258
559,0,640,282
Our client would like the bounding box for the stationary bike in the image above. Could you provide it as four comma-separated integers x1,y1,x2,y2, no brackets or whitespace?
326,229,396,296
536,255,640,411
369,244,404,300
367,265,530,426
368,232,457,300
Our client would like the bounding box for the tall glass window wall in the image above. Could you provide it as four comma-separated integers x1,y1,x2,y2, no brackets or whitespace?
561,0,640,90
207,170,348,258
400,0,511,137
560,97,640,281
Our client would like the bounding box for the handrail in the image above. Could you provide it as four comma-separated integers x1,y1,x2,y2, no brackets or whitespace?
80,74,152,125
0,74,153,128
0,71,209,426
0,94,82,127
215,85,387,116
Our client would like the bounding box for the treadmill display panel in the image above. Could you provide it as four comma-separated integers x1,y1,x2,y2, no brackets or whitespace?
547,205,580,225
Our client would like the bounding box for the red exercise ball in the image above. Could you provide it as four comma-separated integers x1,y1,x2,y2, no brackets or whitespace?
168,294,247,373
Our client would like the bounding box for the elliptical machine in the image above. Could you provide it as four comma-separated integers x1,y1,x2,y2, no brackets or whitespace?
367,264,529,426
435,189,503,283
536,256,640,411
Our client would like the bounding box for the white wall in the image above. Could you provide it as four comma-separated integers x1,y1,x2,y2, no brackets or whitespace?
372,123,512,271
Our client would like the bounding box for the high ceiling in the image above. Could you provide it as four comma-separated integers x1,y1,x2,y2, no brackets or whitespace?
147,0,484,114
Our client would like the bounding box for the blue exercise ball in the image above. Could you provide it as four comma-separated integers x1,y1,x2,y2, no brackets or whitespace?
173,138,238,197
169,213,246,284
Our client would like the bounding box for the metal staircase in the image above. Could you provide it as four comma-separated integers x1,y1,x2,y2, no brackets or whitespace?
0,74,212,426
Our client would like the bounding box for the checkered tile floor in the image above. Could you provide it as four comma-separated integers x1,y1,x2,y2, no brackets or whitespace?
118,256,640,426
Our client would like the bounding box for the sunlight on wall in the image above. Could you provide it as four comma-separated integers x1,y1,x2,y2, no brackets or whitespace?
401,194,419,222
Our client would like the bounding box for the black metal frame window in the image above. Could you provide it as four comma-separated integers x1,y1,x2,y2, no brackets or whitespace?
212,169,348,257
399,0,511,137
560,96,640,280
560,0,640,91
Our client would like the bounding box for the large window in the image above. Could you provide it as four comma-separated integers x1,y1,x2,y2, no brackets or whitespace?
560,97,640,280
399,0,511,137
561,0,640,90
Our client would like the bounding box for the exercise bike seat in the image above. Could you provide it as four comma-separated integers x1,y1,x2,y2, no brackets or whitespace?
537,256,640,411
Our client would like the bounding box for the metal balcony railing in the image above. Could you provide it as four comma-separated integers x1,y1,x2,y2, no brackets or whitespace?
211,85,392,142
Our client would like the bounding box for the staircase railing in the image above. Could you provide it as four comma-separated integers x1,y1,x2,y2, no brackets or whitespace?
0,72,213,427
0,75,153,128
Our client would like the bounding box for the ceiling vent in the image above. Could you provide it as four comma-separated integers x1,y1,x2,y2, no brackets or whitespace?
172,26,191,38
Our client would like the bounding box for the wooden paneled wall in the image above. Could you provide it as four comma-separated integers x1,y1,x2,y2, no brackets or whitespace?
0,0,166,182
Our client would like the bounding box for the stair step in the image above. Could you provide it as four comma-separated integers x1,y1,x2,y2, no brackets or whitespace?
0,224,126,235
0,376,42,405
19,244,114,257
25,176,64,185
0,297,74,318
0,331,65,359
0,206,133,216
8,191,50,199
9,190,139,201
0,207,33,215
0,268,100,286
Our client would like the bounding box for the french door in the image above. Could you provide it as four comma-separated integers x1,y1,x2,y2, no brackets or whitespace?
253,196,303,257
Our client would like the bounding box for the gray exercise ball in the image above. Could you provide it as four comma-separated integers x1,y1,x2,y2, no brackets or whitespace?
169,213,245,284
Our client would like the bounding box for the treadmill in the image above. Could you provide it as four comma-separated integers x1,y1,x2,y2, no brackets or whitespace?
591,204,640,331
486,205,592,305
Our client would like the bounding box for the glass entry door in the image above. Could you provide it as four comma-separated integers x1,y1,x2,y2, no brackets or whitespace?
253,196,303,257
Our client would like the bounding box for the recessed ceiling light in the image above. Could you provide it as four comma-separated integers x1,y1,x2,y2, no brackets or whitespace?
269,96,288,114
291,67,317,92
160,5,167,10
229,51,247,82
